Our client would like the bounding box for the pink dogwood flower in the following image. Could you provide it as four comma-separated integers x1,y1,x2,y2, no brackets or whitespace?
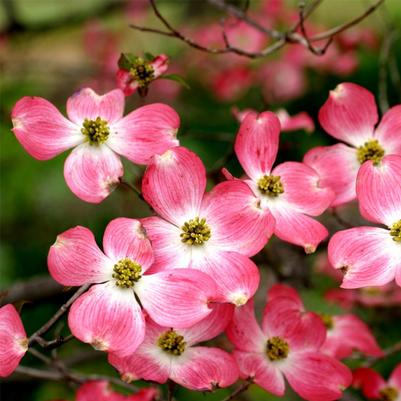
0,304,28,377
353,364,401,401
75,380,157,401
140,146,270,306
226,111,334,252
48,218,217,356
304,82,401,206
109,304,238,391
226,289,352,401
328,155,401,288
116,54,169,96
11,88,179,203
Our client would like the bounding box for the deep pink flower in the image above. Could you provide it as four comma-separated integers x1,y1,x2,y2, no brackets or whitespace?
0,304,28,377
11,88,179,203
304,82,401,206
109,304,238,391
140,146,270,306
76,380,157,401
226,291,352,400
353,365,401,400
328,155,401,288
116,54,169,96
48,218,217,356
227,111,334,252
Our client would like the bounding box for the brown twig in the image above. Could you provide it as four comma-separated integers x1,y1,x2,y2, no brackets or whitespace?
363,340,401,367
221,379,252,401
330,208,354,229
28,284,90,347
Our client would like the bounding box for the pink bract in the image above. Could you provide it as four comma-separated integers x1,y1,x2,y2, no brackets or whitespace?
226,286,352,401
109,304,238,391
0,304,28,377
48,218,217,356
328,155,401,288
228,111,334,252
140,146,269,306
304,82,401,206
11,88,179,203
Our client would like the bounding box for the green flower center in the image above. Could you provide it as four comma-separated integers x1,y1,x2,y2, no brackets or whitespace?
356,139,385,165
180,217,211,245
157,329,186,356
81,116,110,145
379,386,399,401
257,175,284,197
130,58,155,87
319,313,334,330
266,336,289,361
390,220,401,243
112,258,142,288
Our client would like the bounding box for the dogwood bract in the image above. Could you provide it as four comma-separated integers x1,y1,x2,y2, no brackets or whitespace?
328,155,401,288
140,146,270,306
0,304,28,377
11,88,179,203
109,304,238,391
48,218,217,356
304,82,401,206
226,111,334,252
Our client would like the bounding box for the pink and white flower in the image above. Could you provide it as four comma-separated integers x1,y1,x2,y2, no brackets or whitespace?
75,380,158,401
109,304,238,391
11,88,179,203
140,146,271,306
328,155,401,288
226,290,352,400
116,54,169,97
226,111,334,252
353,364,401,400
48,218,217,356
0,304,28,377
304,82,401,206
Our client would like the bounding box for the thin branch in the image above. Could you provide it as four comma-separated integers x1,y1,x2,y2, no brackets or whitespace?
364,340,401,367
308,0,385,42
221,380,252,401
28,284,90,347
330,208,354,229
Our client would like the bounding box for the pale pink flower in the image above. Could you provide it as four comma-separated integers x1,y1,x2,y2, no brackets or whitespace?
11,88,179,203
109,304,238,391
328,155,401,288
116,54,169,96
226,111,334,252
226,290,352,400
304,82,401,206
353,365,401,400
0,304,28,377
76,380,157,401
140,146,270,306
48,218,217,356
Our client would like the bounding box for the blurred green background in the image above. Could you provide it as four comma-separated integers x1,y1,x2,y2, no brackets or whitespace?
1,0,401,400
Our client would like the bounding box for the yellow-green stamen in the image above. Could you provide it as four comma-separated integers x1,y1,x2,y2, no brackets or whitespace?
379,386,399,401
180,217,211,245
266,336,289,361
81,116,110,145
319,313,334,330
130,58,155,88
356,139,385,165
257,175,284,197
390,220,401,243
157,329,186,356
112,258,142,288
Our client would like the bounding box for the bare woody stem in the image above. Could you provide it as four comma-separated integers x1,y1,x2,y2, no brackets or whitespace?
364,340,401,367
28,284,90,347
130,0,386,59
221,379,253,401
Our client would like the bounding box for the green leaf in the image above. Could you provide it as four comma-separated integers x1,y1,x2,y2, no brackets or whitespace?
160,74,190,89
117,53,138,70
144,52,155,61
